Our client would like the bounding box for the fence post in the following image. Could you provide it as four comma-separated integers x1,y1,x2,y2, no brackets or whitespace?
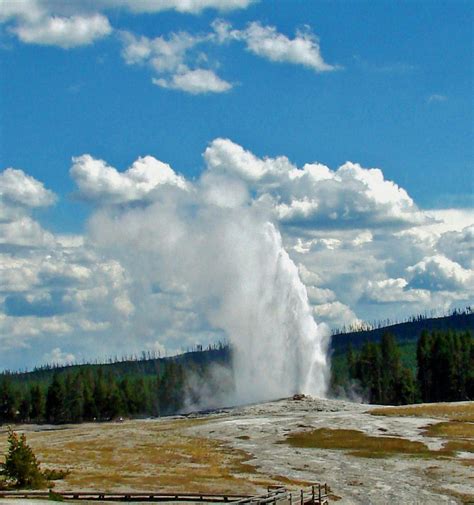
318,485,322,505
311,486,315,504
289,493,292,505
300,489,304,505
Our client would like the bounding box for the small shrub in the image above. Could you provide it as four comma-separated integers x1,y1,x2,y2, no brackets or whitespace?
43,468,70,481
48,489,65,501
0,428,69,489
0,428,47,489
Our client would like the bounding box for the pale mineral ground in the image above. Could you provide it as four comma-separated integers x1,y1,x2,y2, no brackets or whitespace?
1,397,472,505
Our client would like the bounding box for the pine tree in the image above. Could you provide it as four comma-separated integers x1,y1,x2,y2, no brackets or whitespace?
120,377,138,415
103,374,123,419
0,379,17,423
458,331,472,400
396,368,416,405
93,370,107,420
417,330,433,402
18,394,31,423
159,362,184,414
468,334,474,399
151,374,161,417
0,428,47,489
431,331,452,401
355,341,382,403
29,385,45,422
80,369,97,421
46,374,65,423
346,343,356,379
132,377,148,414
380,332,402,404
65,374,85,423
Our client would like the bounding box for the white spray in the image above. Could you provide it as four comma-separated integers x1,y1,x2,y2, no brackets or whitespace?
88,161,330,405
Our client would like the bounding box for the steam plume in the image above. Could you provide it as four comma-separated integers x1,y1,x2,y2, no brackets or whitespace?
86,149,329,405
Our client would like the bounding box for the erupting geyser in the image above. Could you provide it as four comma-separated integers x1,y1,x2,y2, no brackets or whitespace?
88,146,330,406
210,219,329,403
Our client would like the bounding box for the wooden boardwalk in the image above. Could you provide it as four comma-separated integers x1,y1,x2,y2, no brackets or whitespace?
0,484,330,504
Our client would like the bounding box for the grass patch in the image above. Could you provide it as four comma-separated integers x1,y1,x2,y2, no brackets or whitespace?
422,421,474,439
422,421,474,454
267,475,313,488
0,418,293,494
442,440,474,453
369,402,474,422
281,428,450,459
435,488,474,505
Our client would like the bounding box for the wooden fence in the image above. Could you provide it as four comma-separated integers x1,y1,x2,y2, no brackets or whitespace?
0,484,329,504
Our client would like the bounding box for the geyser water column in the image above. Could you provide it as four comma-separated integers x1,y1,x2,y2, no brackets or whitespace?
87,160,330,405
205,218,329,404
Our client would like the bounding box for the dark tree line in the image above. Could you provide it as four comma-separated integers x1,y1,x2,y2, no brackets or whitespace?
346,332,417,404
0,360,186,424
417,330,473,402
0,344,231,425
346,330,472,404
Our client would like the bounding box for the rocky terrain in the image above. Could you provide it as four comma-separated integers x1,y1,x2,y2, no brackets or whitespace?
186,397,473,504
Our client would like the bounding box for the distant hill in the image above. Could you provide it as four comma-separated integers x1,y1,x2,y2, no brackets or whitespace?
4,346,230,385
4,311,472,382
330,311,474,354
1,311,472,423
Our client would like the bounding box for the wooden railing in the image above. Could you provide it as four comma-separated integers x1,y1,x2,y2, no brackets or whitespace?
0,483,330,504
266,484,329,505
0,491,250,502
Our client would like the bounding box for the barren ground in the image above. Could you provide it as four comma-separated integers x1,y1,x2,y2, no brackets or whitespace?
1,397,473,505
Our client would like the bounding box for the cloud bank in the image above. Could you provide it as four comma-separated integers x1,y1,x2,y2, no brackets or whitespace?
1,140,473,378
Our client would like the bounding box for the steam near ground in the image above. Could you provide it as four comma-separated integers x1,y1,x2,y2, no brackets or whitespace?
88,156,330,407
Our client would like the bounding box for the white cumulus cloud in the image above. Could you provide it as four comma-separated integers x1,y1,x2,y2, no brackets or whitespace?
121,30,202,69
241,22,337,72
2,142,473,372
153,68,232,94
0,167,56,208
437,225,474,269
212,19,337,72
70,154,187,204
12,13,112,48
121,30,232,94
120,19,336,93
94,0,256,14
42,347,75,365
204,138,429,229
407,255,474,292
313,301,360,328
0,0,254,49
364,278,431,304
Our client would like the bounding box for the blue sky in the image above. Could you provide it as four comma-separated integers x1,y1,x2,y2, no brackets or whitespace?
2,0,472,227
0,0,473,370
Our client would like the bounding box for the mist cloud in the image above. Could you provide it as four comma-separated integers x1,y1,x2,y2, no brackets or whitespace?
86,159,329,402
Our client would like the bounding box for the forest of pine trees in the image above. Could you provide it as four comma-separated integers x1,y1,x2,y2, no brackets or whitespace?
416,330,473,402
0,360,187,424
0,329,472,424
345,330,473,404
